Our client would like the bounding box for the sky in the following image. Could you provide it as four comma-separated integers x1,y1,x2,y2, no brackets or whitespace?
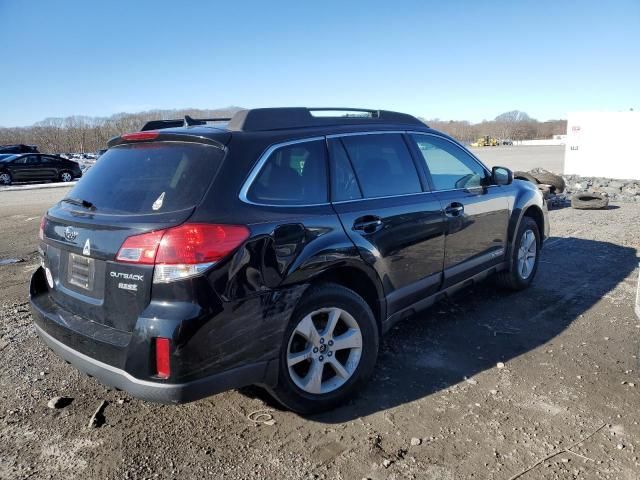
0,0,638,127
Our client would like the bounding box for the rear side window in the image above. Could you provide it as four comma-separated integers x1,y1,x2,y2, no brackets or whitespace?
340,134,421,198
65,142,223,215
247,140,327,205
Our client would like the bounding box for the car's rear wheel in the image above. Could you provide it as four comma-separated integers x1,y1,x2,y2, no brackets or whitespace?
496,216,540,290
269,284,379,414
0,172,11,185
60,171,73,182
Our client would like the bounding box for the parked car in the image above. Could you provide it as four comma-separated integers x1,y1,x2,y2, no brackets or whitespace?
0,144,39,154
30,108,549,413
0,153,82,185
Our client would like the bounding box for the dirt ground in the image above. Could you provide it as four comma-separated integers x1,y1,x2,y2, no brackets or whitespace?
1,188,639,480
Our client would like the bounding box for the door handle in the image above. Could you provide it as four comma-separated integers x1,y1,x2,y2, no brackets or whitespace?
445,202,464,217
353,216,383,234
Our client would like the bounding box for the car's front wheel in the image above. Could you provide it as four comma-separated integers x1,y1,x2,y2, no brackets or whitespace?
0,172,12,186
269,284,379,414
496,216,540,290
59,171,73,182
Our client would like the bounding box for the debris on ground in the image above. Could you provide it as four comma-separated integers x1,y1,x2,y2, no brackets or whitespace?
571,192,609,210
47,396,73,409
514,169,640,208
247,409,276,426
87,400,108,428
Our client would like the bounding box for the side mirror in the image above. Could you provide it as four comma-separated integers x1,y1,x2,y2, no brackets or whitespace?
491,166,513,185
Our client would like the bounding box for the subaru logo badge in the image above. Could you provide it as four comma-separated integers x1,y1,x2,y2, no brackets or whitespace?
64,226,78,241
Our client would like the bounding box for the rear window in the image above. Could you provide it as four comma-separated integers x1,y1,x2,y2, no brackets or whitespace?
65,142,223,215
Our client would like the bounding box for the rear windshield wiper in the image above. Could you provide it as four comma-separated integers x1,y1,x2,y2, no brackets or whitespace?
61,197,96,210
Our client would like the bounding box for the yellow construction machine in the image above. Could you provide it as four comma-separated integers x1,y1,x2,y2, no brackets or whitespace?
471,135,499,147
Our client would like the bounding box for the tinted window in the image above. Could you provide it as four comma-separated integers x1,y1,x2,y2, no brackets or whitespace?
340,134,421,198
328,139,361,201
410,134,487,190
13,157,27,165
247,140,327,205
66,142,223,215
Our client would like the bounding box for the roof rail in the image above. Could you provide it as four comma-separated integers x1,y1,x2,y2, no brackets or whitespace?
140,115,232,131
139,108,425,132
227,108,426,131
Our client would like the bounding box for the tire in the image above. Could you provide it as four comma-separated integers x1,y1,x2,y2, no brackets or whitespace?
268,283,379,414
537,184,552,199
495,217,540,290
530,171,565,193
59,171,73,182
571,192,609,210
0,172,11,186
514,171,539,184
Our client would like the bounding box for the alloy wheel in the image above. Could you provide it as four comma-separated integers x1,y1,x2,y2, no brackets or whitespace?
287,307,363,395
0,173,10,185
517,229,537,279
61,172,73,182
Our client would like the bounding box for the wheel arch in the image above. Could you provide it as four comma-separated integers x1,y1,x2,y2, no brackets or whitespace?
506,186,547,267
522,205,544,240
307,264,386,335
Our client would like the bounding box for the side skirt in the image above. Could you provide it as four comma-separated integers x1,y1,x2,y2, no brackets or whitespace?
382,262,507,333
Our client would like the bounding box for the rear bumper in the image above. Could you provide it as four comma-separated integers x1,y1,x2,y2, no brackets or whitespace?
33,322,268,404
29,266,285,404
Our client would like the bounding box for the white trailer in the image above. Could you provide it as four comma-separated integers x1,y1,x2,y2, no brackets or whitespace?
565,111,640,180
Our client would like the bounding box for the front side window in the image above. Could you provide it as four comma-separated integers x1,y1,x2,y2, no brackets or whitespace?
410,134,487,190
340,134,421,198
247,140,327,205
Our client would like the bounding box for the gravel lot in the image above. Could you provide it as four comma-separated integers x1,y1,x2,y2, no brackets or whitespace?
470,145,564,173
1,185,639,480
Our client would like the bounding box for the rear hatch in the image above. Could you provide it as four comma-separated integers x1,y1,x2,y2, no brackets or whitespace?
41,140,226,332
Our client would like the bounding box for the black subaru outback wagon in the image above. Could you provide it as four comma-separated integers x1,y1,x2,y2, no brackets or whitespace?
30,108,549,413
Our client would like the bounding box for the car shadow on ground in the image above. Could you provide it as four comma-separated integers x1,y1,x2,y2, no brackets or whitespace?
243,236,638,421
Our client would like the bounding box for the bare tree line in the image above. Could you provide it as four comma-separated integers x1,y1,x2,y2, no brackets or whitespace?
425,111,567,144
0,108,566,154
0,108,241,154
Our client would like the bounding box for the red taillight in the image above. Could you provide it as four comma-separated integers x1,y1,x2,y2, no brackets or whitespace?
156,224,250,265
121,131,159,141
39,216,46,240
116,229,164,264
116,224,249,281
155,337,170,379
